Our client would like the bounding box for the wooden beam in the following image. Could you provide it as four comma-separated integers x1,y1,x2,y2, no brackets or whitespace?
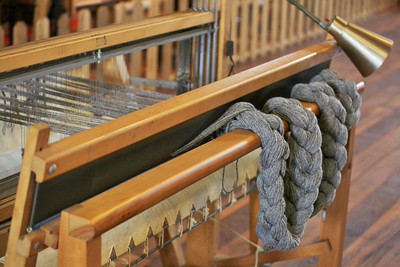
0,195,15,223
5,123,50,267
59,129,262,240
214,240,331,266
0,11,215,73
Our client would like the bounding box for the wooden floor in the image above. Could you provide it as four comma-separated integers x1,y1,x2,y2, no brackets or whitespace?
116,4,400,267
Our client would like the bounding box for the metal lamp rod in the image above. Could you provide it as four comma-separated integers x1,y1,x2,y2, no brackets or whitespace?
287,0,328,31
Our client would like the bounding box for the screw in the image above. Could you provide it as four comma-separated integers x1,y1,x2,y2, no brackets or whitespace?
48,164,57,175
34,242,41,251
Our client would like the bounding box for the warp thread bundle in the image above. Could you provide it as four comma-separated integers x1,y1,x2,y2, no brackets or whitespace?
174,69,361,251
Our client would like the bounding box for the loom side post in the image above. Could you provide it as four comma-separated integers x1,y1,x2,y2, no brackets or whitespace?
58,207,101,267
5,123,50,267
318,126,357,267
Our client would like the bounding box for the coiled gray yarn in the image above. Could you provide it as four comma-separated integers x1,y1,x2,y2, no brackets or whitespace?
173,69,361,251
291,81,349,214
173,100,323,250
262,97,322,244
311,69,362,128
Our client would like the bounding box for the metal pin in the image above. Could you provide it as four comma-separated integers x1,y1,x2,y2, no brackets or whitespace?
34,242,41,251
95,49,102,64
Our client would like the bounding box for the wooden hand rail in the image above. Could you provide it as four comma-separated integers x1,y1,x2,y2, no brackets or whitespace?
32,40,340,183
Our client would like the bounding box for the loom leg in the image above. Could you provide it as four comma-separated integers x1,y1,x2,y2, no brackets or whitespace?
186,212,220,267
158,229,185,267
58,209,101,267
318,127,356,267
249,190,260,253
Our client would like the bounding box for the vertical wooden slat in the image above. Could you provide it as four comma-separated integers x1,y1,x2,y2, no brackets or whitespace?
327,0,334,21
231,0,239,62
279,0,289,50
354,0,360,20
99,4,131,85
96,6,110,27
161,0,174,80
318,0,325,36
34,17,50,41
217,0,231,80
69,8,91,79
78,8,91,31
0,25,5,48
287,0,297,46
33,0,50,27
114,2,125,23
297,0,306,43
57,13,70,36
130,0,144,78
250,0,259,60
146,0,161,80
270,0,280,53
13,21,28,45
307,0,316,38
259,0,270,56
239,0,250,63
178,0,189,11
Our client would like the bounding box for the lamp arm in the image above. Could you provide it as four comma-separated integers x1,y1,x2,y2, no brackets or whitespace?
287,0,328,31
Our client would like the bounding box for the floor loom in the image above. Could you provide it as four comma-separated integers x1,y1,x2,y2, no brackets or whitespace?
0,4,361,267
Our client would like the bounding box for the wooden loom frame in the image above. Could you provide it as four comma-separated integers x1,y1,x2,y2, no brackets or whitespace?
2,4,360,267
3,37,360,267
2,2,232,266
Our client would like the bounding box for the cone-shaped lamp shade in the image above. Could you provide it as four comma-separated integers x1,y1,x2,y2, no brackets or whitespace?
327,16,393,77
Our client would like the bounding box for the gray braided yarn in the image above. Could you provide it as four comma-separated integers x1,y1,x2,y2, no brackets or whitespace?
291,82,348,214
172,102,254,156
311,69,362,127
262,97,322,241
222,104,294,250
173,102,309,250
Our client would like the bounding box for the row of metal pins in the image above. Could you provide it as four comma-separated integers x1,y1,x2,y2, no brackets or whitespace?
106,180,251,266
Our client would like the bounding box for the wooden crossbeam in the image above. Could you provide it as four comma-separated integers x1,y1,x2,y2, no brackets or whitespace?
0,11,214,73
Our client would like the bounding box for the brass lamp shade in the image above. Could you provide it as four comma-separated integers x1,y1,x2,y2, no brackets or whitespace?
327,16,394,77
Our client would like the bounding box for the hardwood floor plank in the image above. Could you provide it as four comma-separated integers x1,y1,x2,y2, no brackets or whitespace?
343,200,400,266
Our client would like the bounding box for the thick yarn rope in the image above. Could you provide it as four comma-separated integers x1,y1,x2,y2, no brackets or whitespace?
311,69,362,128
291,81,349,214
173,101,322,250
173,69,361,250
262,97,322,242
